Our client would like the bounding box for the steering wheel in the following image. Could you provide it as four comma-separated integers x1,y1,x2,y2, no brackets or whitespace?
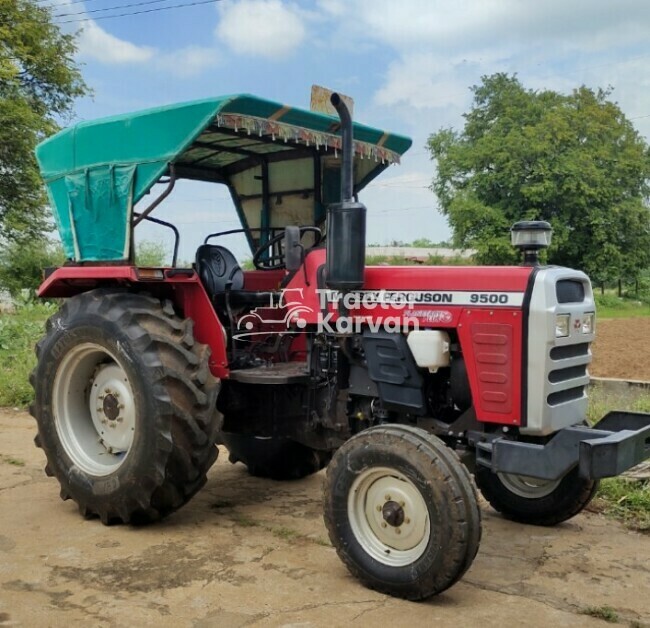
252,226,322,270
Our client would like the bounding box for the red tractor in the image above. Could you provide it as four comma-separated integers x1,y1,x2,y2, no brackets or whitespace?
32,92,650,600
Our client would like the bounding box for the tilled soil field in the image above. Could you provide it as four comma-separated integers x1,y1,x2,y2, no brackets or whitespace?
591,318,650,381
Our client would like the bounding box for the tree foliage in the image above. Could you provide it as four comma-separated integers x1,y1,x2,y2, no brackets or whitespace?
0,238,64,296
0,0,89,243
428,74,650,282
135,240,169,267
0,239,171,297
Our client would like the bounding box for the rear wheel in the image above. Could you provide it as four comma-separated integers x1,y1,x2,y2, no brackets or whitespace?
30,289,221,524
324,424,481,600
220,432,331,480
474,465,598,526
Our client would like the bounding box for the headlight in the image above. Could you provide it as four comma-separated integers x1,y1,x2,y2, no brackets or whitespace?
582,312,595,334
555,314,570,338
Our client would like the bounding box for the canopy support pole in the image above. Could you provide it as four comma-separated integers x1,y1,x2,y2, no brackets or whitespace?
133,164,177,227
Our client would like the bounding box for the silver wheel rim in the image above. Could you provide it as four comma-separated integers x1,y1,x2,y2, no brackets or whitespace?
52,342,137,476
498,472,561,498
348,466,431,567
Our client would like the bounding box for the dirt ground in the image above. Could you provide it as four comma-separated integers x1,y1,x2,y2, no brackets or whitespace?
0,409,649,627
591,318,650,381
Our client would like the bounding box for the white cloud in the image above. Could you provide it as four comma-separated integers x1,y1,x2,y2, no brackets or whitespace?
316,0,650,120
77,21,154,64
354,0,650,52
160,46,220,77
316,0,346,16
75,21,220,76
375,53,475,109
216,0,305,59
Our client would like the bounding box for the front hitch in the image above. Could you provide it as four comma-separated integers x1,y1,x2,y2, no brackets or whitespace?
474,411,650,481
579,412,650,479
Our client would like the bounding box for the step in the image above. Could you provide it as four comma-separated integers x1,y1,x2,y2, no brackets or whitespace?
228,362,309,385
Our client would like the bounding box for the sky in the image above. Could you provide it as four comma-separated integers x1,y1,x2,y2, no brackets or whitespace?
49,0,650,263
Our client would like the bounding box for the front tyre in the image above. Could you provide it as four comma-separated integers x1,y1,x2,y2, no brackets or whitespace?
30,290,222,524
324,425,481,600
474,465,598,526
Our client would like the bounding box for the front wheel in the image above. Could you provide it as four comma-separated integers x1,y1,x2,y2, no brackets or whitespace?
474,465,598,526
323,424,481,600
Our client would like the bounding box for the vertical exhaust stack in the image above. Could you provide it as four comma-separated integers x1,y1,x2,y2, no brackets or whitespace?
325,93,367,296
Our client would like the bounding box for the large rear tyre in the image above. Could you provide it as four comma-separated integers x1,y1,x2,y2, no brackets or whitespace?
30,289,221,524
220,432,331,480
474,465,598,526
324,424,481,600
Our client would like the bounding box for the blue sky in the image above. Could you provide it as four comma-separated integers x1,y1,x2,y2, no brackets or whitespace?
52,0,650,263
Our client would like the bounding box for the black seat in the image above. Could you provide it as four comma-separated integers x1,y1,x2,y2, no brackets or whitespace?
196,244,244,295
195,244,275,308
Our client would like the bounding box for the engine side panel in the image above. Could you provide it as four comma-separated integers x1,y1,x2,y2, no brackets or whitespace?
457,309,523,426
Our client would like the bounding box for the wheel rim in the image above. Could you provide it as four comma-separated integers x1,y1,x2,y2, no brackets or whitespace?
52,342,136,476
348,466,431,567
497,472,561,498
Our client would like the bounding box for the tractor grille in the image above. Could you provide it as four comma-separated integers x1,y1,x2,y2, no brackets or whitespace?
524,268,594,435
546,343,590,409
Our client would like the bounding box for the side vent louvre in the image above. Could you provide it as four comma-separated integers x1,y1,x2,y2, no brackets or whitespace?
548,365,587,383
550,343,589,360
548,387,585,406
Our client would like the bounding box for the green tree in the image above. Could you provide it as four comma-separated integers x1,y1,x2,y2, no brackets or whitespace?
0,239,64,296
135,240,168,266
0,0,89,243
428,74,650,281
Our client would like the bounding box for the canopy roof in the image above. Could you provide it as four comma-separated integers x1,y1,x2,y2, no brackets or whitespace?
36,94,412,262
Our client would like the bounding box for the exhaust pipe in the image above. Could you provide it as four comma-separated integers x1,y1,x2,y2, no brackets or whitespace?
330,93,354,203
325,93,367,295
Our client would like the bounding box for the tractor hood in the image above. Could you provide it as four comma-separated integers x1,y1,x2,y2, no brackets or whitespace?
35,95,412,262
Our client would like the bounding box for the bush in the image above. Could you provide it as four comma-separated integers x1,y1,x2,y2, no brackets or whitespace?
135,240,168,266
0,302,56,406
0,239,64,297
594,293,624,308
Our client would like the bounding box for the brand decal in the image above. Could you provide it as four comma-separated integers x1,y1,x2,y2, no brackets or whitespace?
320,290,524,309
408,310,454,323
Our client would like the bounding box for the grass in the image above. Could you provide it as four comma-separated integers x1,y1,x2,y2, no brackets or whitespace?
594,293,650,319
579,605,620,623
271,526,301,541
587,385,650,533
227,513,329,547
591,479,650,533
587,385,650,424
230,513,259,528
0,454,25,466
0,302,56,407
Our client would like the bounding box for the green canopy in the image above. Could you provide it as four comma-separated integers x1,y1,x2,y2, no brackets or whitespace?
36,94,412,262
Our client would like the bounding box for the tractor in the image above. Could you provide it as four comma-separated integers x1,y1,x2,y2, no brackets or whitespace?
31,92,650,600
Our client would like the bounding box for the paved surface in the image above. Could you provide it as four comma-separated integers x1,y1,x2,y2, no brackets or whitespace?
0,408,648,628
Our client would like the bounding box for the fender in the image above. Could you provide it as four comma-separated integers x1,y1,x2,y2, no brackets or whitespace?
38,266,230,378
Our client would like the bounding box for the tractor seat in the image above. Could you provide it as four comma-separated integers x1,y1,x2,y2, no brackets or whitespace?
195,244,275,308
